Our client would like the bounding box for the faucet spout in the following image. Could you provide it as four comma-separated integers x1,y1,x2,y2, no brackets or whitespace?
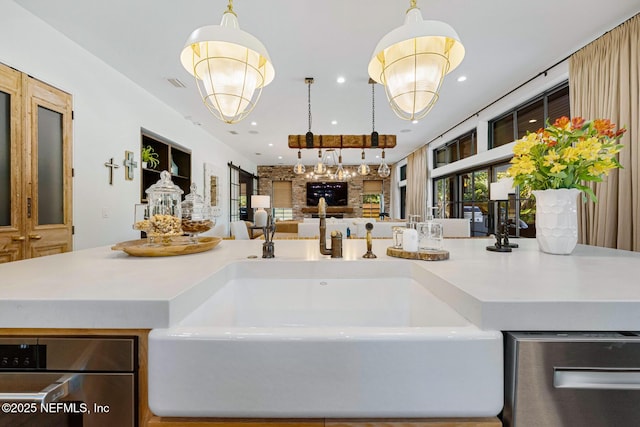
318,197,342,258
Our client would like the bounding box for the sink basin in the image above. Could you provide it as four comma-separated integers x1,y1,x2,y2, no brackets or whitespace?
149,260,502,417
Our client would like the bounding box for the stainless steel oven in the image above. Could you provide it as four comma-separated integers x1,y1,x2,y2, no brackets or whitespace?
0,336,136,427
504,331,640,427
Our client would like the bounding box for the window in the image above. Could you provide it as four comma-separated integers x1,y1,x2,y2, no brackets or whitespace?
272,181,293,221
433,129,477,168
490,82,570,148
362,180,383,218
399,164,407,181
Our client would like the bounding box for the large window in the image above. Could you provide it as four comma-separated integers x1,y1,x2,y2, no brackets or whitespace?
434,129,477,168
434,162,534,238
490,83,570,148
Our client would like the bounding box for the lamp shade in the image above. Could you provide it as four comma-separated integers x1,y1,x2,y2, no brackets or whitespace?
368,5,464,121
490,177,514,200
251,195,271,209
251,195,270,227
180,6,275,124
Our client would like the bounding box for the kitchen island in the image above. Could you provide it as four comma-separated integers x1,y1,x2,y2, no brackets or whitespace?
2,238,640,426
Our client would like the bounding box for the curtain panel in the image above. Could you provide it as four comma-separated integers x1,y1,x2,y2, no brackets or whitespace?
569,13,639,251
405,146,428,221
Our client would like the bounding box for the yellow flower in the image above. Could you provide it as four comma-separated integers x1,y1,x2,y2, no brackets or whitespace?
562,147,580,163
588,159,616,176
543,149,560,167
550,163,567,174
576,137,602,161
513,133,539,156
509,155,536,176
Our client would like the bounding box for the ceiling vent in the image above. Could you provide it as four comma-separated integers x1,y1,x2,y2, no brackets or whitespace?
167,78,186,88
229,130,239,135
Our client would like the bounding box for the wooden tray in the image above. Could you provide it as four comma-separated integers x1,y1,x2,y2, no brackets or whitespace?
111,236,222,257
386,246,449,261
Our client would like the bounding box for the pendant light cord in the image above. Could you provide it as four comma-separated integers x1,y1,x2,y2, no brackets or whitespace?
308,80,313,133
371,82,376,133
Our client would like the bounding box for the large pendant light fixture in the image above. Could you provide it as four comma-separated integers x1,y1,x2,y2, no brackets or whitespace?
368,0,464,121
180,0,275,124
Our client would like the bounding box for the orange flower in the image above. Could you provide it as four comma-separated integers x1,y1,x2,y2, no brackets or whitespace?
571,117,585,129
593,119,616,137
553,116,571,130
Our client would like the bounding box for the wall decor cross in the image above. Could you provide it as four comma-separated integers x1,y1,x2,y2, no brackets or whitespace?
123,151,138,181
104,158,120,185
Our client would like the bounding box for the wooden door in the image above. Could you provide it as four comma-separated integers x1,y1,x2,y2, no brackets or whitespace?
0,64,24,263
23,76,73,258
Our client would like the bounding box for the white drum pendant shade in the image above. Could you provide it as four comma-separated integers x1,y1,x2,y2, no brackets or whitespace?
368,6,464,121
180,9,275,124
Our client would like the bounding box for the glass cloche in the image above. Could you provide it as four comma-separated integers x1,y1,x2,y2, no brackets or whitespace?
138,170,184,245
181,182,214,244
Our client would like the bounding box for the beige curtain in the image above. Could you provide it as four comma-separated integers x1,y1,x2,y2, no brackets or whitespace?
569,13,639,251
363,180,382,194
272,181,292,208
405,145,427,220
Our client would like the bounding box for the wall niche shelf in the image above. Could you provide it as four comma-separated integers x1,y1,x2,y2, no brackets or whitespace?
140,130,192,201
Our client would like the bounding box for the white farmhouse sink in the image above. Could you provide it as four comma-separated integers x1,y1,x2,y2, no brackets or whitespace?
149,260,502,418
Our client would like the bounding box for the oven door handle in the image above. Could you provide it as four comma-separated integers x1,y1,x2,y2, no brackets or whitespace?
0,374,77,403
554,368,640,390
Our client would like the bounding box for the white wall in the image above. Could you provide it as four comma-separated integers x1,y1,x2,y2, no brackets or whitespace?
0,0,256,249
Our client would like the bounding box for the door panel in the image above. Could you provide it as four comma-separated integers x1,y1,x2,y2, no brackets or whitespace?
24,75,73,258
0,64,24,263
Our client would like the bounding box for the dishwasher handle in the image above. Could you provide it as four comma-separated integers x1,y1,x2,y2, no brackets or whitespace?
0,374,76,403
554,368,640,390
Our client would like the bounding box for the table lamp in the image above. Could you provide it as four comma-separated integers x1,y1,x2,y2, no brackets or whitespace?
251,195,270,228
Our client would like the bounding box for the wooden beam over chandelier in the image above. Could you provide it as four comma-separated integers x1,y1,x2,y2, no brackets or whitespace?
287,134,396,149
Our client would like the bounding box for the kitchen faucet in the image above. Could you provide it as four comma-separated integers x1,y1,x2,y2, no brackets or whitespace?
318,197,342,258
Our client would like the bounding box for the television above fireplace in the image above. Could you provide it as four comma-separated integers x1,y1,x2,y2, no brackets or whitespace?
306,182,348,206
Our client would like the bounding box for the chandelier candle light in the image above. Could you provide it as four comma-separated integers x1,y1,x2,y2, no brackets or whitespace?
368,0,465,120
180,0,275,124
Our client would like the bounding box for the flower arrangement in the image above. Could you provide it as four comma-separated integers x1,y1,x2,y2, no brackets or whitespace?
507,116,625,202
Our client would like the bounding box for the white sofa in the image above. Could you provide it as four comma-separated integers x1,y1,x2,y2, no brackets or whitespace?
352,220,406,238
297,218,348,239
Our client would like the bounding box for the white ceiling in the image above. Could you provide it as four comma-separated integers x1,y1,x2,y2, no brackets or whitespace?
14,0,640,167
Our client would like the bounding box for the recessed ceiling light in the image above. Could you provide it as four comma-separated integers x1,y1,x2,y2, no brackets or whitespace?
255,152,262,155
278,156,283,159
268,143,273,147
251,121,257,126
529,119,537,123
412,120,419,124
331,120,338,125
457,76,467,82
336,76,346,84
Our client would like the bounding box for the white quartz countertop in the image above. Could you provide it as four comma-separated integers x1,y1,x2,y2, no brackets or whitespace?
1,238,640,330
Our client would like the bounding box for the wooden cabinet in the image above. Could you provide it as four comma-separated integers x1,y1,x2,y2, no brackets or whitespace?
0,63,73,264
140,131,191,200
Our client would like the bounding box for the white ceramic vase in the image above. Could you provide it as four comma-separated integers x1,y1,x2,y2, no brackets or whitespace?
532,188,581,255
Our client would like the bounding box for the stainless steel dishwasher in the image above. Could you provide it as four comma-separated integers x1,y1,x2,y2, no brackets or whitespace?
504,331,640,427
0,336,136,427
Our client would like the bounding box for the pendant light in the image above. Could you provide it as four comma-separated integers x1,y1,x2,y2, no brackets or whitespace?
369,81,390,178
335,137,348,181
293,142,305,175
357,148,370,176
378,148,391,178
313,147,327,175
180,0,275,124
368,0,464,121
